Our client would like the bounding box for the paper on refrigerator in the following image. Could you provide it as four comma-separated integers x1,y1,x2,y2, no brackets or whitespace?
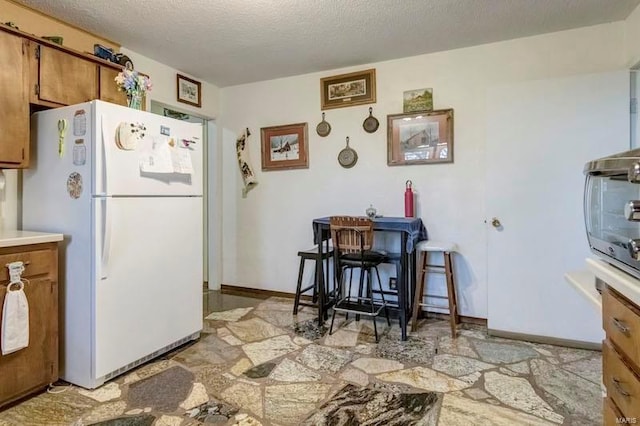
139,136,193,175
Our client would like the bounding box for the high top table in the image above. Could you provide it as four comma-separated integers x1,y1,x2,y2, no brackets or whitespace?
313,216,427,341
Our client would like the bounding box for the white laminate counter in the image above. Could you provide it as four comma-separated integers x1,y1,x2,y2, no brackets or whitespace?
564,269,601,310
0,230,63,248
586,257,640,307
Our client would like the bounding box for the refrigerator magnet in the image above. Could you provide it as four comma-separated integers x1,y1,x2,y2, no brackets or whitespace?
180,139,196,149
160,125,170,136
73,110,87,136
73,139,86,166
66,172,83,199
116,122,146,150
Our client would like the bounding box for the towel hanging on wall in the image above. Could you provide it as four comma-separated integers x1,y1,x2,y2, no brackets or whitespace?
1,262,29,355
236,128,258,197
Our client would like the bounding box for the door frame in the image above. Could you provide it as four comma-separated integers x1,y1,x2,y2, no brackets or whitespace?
149,101,218,288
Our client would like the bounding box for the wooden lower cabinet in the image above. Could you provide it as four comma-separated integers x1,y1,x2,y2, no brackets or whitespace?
603,285,640,424
0,243,58,408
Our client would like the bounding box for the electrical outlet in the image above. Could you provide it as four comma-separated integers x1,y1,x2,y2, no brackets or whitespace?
388,277,397,290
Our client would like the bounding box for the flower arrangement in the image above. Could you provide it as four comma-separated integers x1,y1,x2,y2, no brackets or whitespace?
114,69,152,109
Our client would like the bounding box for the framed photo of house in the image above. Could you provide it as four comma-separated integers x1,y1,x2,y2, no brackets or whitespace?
260,122,309,171
387,109,454,166
320,69,376,110
176,74,202,107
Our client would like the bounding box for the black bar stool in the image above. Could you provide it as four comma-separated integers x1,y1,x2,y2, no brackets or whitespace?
293,246,334,315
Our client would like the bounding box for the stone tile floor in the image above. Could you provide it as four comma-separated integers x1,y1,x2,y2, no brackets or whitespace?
0,295,603,425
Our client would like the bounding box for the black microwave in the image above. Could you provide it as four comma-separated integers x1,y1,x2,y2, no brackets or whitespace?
584,148,640,279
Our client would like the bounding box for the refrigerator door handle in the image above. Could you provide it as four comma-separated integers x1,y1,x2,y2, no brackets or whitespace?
100,117,109,196
101,197,112,280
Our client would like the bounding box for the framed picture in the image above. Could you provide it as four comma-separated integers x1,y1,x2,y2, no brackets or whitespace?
403,88,433,113
387,109,454,166
260,122,309,171
320,68,376,110
176,74,202,107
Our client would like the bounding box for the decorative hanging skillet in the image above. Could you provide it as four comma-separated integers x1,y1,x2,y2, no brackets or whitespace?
316,112,331,137
362,107,379,133
338,136,358,168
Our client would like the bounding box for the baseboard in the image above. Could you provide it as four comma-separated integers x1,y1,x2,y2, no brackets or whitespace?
417,311,487,326
220,284,312,301
487,329,602,351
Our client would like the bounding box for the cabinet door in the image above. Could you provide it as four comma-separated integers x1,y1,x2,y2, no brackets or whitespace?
99,66,127,106
38,45,98,105
0,277,58,405
0,32,29,166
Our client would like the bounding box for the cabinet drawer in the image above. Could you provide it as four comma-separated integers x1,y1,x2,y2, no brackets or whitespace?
603,397,624,426
0,250,53,281
603,287,640,366
603,340,640,419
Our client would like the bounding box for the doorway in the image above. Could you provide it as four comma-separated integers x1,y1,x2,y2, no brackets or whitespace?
150,101,217,287
485,71,629,344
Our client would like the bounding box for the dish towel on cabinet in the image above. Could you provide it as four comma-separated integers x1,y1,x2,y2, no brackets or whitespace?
1,262,29,355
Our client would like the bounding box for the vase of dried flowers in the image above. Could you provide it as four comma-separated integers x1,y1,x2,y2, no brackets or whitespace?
115,69,151,110
127,93,143,110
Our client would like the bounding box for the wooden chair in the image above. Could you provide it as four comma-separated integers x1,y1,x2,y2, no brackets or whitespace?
329,216,390,342
410,240,460,337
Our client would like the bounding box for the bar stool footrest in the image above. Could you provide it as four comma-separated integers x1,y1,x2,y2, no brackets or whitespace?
333,297,385,317
419,302,451,310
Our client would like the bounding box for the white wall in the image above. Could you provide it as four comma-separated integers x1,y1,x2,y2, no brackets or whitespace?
120,48,220,119
219,22,627,318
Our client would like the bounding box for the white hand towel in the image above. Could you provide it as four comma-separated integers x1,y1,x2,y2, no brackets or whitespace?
1,282,29,355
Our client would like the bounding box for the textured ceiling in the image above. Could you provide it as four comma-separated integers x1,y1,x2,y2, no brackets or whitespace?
16,0,640,87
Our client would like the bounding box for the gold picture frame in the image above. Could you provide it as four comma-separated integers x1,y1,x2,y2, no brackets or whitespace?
387,109,454,166
320,69,376,110
260,122,309,171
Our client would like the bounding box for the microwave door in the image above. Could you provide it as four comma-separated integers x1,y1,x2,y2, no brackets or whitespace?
586,174,640,278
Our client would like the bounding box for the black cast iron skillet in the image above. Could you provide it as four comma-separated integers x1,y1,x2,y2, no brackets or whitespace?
338,136,358,168
363,107,379,133
316,112,331,137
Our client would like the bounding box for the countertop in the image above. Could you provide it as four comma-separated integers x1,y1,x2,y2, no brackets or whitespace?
586,257,640,307
564,268,601,310
0,230,63,248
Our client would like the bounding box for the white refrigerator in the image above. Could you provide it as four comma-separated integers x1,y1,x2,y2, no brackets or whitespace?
22,100,203,389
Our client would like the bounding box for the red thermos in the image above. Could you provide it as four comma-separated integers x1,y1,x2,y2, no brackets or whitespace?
404,180,414,217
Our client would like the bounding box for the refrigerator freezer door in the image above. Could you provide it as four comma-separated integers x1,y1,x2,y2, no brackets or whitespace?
94,101,203,197
93,196,203,379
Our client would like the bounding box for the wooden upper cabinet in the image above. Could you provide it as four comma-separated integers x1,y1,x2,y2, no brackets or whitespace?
0,32,29,167
99,66,128,106
36,45,98,106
